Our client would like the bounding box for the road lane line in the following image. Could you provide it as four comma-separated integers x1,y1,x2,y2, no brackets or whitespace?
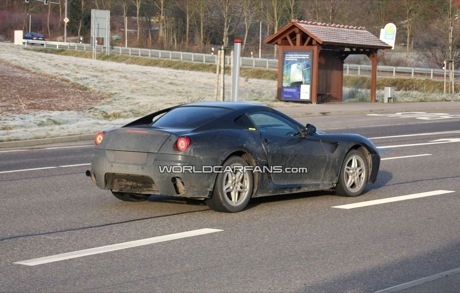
0,149,28,154
381,154,431,161
374,266,460,293
370,130,460,140
15,228,223,266
332,190,455,210
0,166,57,174
0,163,90,174
377,138,460,149
45,145,93,150
60,163,91,168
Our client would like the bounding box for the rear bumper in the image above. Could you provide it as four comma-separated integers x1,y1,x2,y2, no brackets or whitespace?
90,149,219,198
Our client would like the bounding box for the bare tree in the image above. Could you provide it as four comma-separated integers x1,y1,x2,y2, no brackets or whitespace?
262,0,287,57
131,0,141,43
286,0,299,21
119,0,129,47
175,0,195,46
78,0,88,37
241,0,257,52
214,0,241,46
152,0,166,44
195,0,208,49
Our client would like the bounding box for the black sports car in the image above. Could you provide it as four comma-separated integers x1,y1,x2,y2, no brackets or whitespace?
87,102,380,212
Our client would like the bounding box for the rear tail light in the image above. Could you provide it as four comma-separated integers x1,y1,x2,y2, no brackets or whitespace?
95,131,105,145
176,137,191,151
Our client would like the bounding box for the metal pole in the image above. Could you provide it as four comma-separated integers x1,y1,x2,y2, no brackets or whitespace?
232,39,242,102
258,21,262,59
220,47,225,101
28,14,31,33
449,0,454,94
444,60,447,94
64,0,67,42
124,15,128,47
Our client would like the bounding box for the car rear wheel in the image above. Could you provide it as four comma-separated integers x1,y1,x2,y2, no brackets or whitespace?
336,149,368,197
206,156,253,213
111,191,150,202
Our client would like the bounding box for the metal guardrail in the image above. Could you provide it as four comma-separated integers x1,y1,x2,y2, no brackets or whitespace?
24,40,459,81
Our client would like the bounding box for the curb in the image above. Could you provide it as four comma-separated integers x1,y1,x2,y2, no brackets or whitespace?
0,134,94,149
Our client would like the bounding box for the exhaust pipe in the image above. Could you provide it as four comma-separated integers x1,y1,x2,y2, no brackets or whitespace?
172,177,186,195
86,170,96,183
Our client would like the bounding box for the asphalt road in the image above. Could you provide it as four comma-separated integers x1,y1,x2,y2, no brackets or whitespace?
1,111,459,292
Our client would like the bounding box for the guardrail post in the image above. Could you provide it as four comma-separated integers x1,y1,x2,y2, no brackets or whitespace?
358,66,361,76
169,51,172,59
393,67,396,77
431,69,434,79
411,68,414,78
346,64,349,75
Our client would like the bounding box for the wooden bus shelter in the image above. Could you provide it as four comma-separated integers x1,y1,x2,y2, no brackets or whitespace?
264,20,392,103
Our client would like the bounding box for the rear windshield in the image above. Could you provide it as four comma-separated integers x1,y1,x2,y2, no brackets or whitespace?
150,106,231,129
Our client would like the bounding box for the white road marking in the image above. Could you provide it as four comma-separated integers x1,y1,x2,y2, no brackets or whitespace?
367,112,460,120
377,138,460,149
381,154,431,161
0,163,90,174
370,130,460,140
374,266,460,293
332,190,455,210
15,228,223,266
0,149,28,154
59,163,91,168
45,145,93,150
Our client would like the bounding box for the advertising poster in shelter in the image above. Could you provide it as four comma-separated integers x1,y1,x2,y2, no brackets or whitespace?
281,51,312,101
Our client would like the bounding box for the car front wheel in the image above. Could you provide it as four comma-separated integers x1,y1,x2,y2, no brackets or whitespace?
336,149,369,197
206,156,253,212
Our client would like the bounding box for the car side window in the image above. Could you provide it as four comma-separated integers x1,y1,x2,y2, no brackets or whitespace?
248,112,300,136
234,114,255,130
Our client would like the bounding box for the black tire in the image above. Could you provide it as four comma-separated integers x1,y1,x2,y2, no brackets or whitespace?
335,149,369,197
111,191,150,202
206,156,254,213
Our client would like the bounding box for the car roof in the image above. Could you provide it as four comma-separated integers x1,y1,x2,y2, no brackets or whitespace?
179,101,267,111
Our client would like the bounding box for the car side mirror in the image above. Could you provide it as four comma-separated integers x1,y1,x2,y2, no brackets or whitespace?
304,124,316,136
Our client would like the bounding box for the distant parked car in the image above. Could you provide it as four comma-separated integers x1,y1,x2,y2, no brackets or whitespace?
23,33,45,41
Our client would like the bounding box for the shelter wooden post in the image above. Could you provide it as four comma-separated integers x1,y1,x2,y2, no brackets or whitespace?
370,52,378,103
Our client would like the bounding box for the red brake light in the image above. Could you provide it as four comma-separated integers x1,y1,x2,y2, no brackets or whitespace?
95,131,105,145
176,137,191,151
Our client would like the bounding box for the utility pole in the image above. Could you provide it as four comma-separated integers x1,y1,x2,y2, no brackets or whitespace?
448,0,455,94
64,0,68,42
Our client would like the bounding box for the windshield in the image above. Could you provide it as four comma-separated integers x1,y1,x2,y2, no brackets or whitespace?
151,106,231,129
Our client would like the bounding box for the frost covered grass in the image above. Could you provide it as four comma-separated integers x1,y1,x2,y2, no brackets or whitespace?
0,43,277,142
343,87,459,103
